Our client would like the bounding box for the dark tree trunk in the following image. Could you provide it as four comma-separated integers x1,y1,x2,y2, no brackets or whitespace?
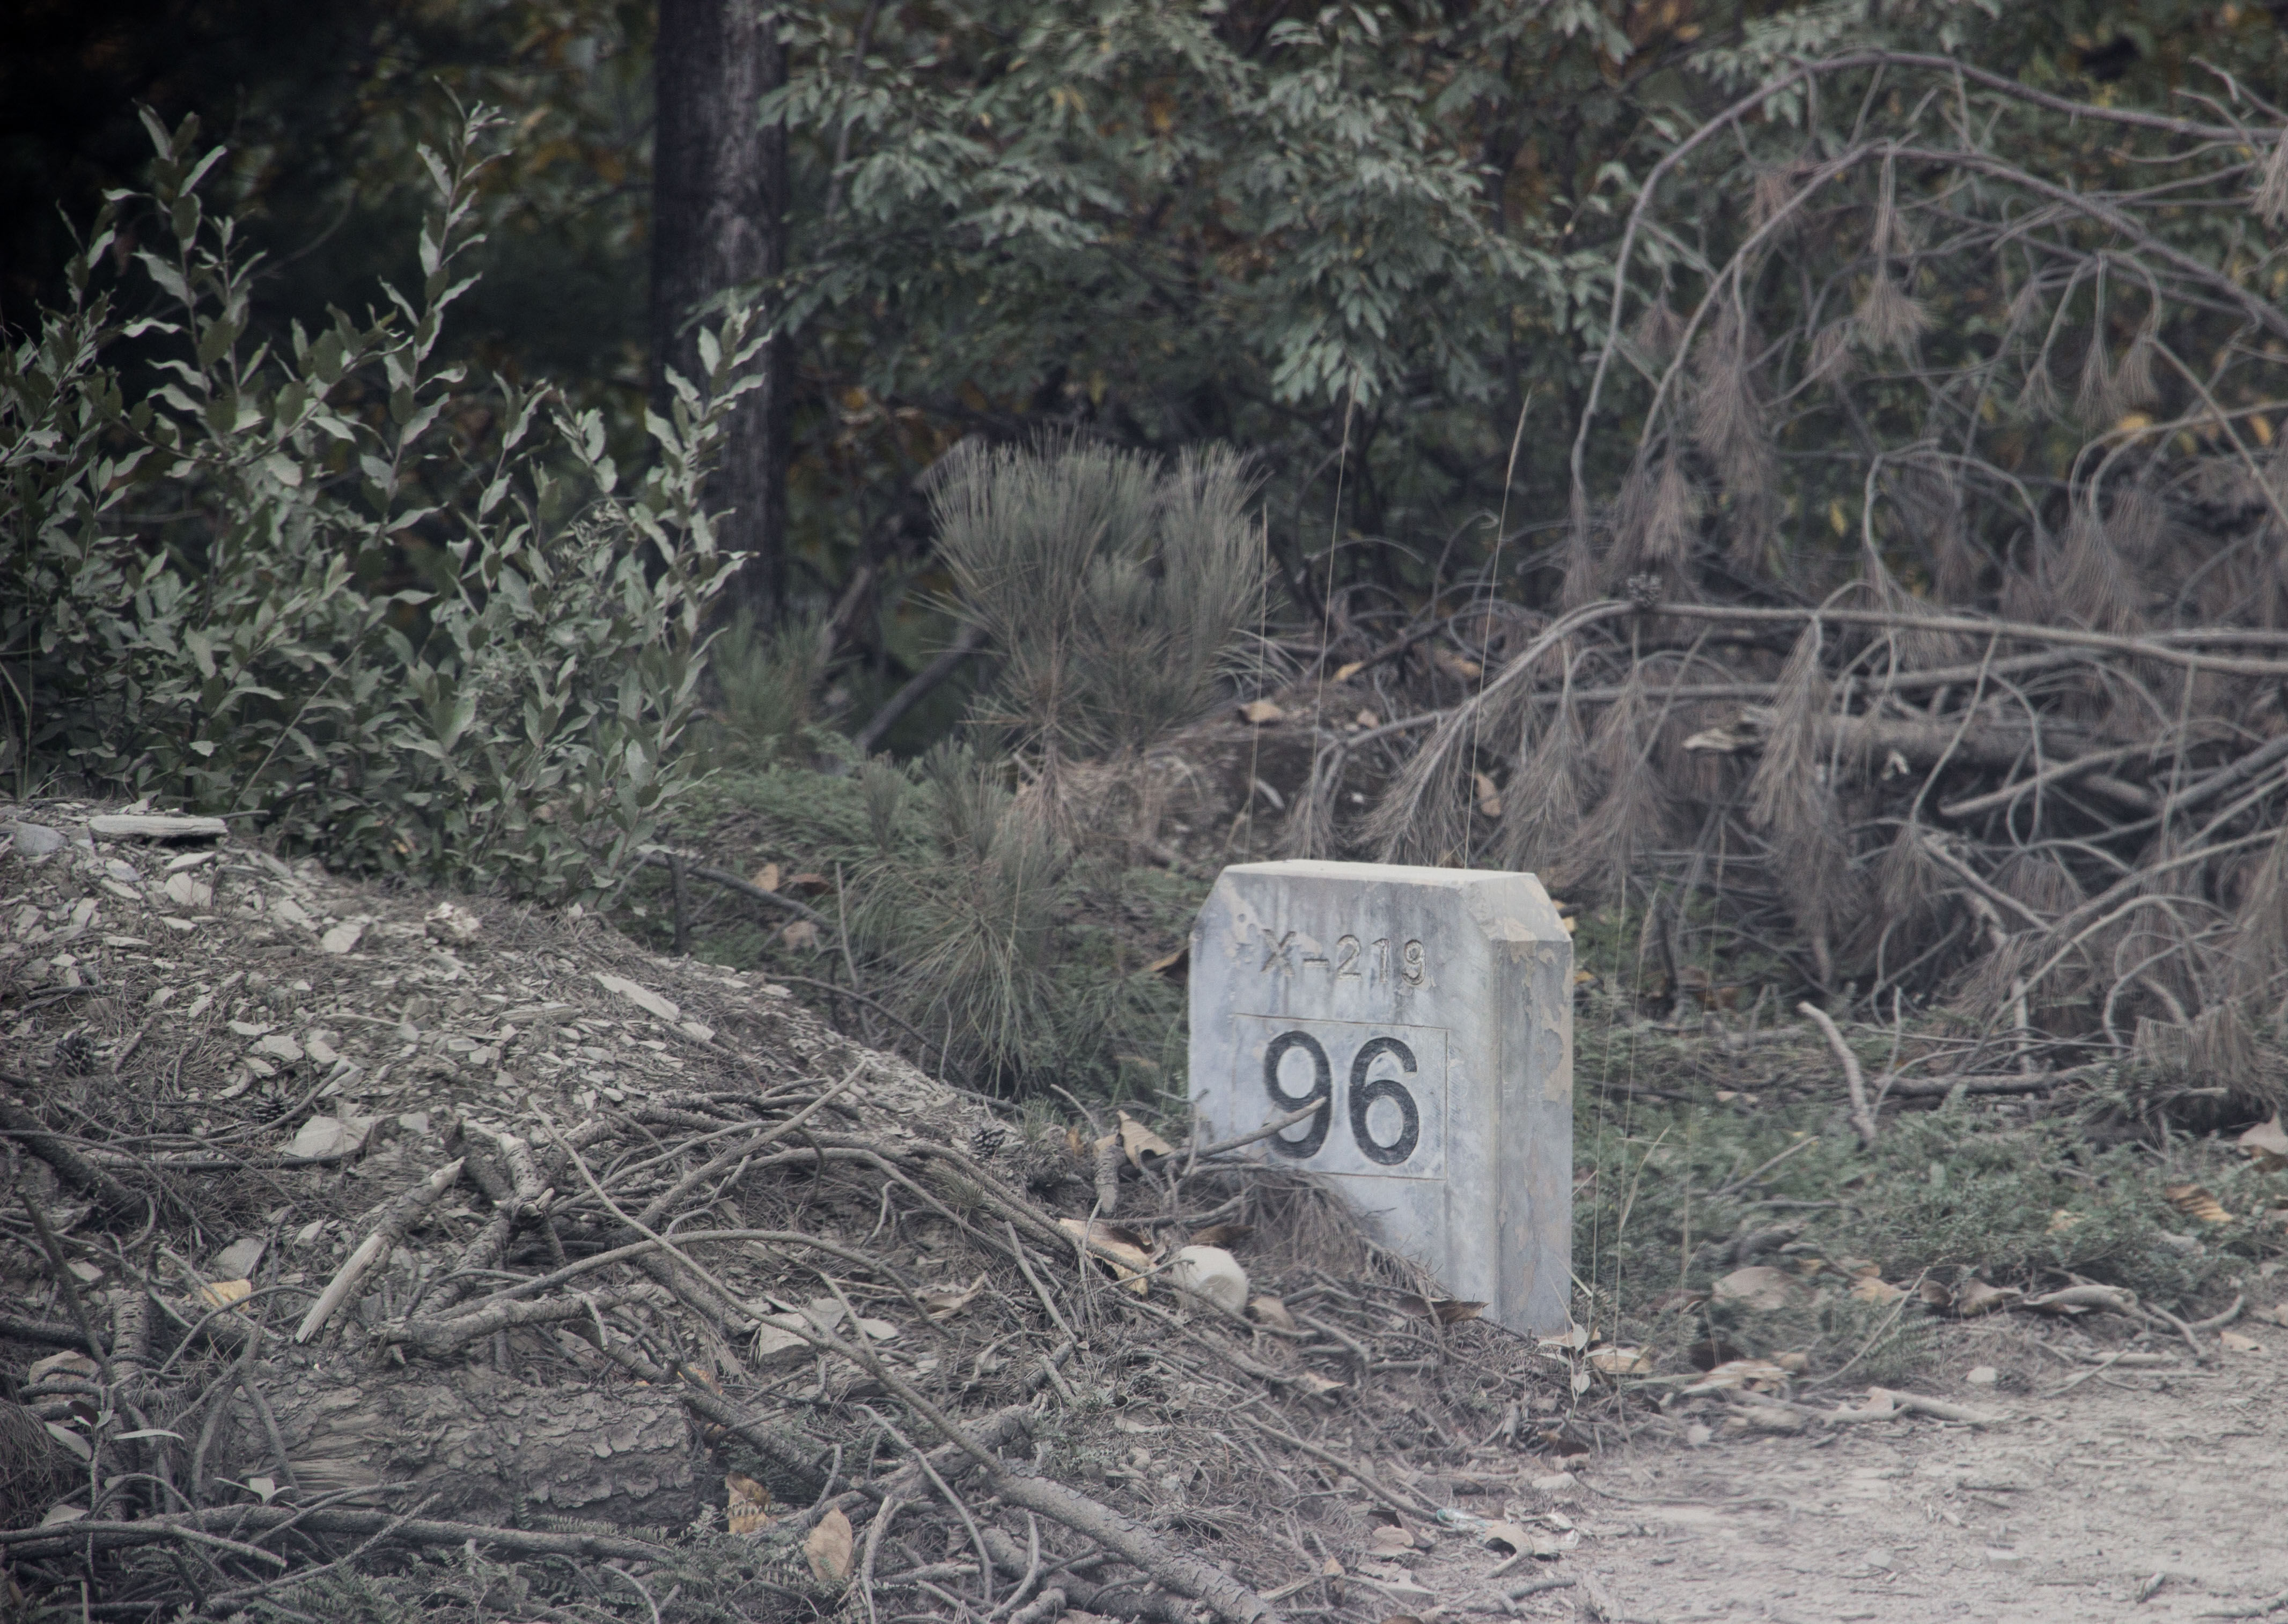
652,0,787,622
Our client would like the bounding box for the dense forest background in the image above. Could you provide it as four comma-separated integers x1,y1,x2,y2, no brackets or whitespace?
11,0,2270,737
11,0,2288,1106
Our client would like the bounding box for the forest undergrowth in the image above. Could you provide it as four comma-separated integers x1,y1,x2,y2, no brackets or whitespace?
609,755,2286,1389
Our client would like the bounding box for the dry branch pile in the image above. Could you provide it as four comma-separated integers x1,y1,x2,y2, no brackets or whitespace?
1217,54,2288,1113
0,802,1576,1624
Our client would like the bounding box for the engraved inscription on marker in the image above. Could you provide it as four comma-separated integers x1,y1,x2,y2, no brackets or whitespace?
1188,860,1573,1334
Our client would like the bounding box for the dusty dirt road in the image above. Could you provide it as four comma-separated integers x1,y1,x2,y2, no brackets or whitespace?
1397,1335,2288,1623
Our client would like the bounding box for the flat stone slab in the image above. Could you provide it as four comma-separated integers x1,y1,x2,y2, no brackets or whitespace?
87,814,229,841
1187,860,1572,1334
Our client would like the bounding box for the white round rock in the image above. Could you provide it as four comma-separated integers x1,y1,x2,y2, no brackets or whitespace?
1167,1245,1250,1315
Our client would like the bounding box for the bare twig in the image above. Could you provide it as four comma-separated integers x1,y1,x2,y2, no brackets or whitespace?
1797,1004,1879,1148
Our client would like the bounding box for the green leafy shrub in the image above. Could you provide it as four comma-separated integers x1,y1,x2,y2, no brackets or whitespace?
2,105,761,896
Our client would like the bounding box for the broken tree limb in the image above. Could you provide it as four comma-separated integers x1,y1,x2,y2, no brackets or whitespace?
1798,1004,1880,1148
2162,730,2288,820
0,1503,678,1564
1,1090,146,1222
637,850,828,925
296,1158,463,1343
854,623,987,756
1649,601,2288,677
1862,1387,2003,1426
1185,1099,1329,1162
1939,743,2154,820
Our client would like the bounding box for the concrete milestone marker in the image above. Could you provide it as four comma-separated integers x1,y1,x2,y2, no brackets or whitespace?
1187,860,1573,1334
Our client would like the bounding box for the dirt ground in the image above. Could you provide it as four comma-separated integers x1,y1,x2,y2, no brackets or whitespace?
1395,1334,2288,1624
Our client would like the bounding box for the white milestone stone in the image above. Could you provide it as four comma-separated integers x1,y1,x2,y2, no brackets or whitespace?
1187,860,1573,1334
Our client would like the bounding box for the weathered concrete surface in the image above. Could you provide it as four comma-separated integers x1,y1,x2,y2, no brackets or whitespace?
1187,860,1572,1334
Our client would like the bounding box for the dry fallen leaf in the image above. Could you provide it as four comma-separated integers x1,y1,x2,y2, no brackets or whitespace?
1773,1351,1811,1374
748,861,782,893
1850,1275,1906,1305
779,919,820,951
804,1507,854,1585
1295,1371,1347,1398
1331,661,1364,682
1238,698,1285,725
1681,1359,1791,1395
1397,1294,1486,1325
2165,1183,2233,1224
1366,1523,1418,1555
1116,1110,1175,1169
2240,1116,2288,1170
1057,1217,1153,1294
784,872,833,897
724,1473,772,1536
2220,1330,2264,1354
1950,1279,2021,1317
2047,1208,2084,1234
1586,1345,1651,1376
1247,1294,1297,1332
1190,1223,1254,1250
1143,944,1188,982
1712,1265,1793,1312
917,1274,987,1319
196,1278,252,1310
1478,1520,1535,1556
1472,770,1502,820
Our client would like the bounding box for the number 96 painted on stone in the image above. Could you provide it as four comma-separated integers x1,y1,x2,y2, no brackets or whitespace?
1234,1016,1448,1179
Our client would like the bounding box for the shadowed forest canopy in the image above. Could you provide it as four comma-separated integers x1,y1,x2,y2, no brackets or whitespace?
17,0,2283,647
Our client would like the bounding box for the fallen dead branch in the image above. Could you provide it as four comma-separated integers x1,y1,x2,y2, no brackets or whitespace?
1797,1003,1879,1148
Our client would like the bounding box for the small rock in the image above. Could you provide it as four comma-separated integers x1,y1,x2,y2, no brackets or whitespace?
1167,1245,1250,1314
9,823,67,857
1684,1422,1713,1448
424,901,482,943
1966,1365,2000,1386
1984,1546,2028,1571
212,1237,266,1279
255,1034,304,1063
1529,1472,1577,1494
320,919,366,954
162,872,213,909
